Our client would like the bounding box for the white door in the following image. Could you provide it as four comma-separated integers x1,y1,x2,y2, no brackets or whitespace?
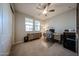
0,4,3,39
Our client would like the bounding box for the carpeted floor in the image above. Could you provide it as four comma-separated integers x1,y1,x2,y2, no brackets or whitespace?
10,38,77,56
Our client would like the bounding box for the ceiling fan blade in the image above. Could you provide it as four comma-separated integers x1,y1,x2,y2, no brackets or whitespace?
36,7,43,10
36,4,45,10
49,9,55,12
43,4,48,9
47,3,51,6
43,3,51,9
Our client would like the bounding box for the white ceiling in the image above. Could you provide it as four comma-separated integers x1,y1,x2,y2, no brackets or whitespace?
15,3,76,20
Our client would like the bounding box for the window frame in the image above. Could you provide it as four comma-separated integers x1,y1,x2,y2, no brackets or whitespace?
25,17,41,32
25,17,33,32
34,20,41,31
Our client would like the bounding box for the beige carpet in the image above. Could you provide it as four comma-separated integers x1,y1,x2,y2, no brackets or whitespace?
10,38,77,56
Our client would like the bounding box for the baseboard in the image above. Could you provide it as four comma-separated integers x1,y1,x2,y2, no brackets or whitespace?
0,52,9,56
14,41,23,45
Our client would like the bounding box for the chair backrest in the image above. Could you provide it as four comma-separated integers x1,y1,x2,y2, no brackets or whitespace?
49,29,55,33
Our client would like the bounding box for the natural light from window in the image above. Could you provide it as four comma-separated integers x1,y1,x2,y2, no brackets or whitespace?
25,18,33,31
25,17,40,31
35,20,40,31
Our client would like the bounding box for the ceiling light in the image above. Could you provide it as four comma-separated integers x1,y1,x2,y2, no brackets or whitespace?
43,10,47,14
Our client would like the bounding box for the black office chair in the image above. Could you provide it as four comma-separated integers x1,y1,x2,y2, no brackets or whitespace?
43,29,55,42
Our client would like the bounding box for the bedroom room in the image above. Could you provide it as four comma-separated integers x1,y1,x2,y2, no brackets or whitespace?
0,3,78,56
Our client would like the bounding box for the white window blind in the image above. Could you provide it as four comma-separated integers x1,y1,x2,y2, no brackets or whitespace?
25,18,33,31
25,17,40,31
35,20,40,31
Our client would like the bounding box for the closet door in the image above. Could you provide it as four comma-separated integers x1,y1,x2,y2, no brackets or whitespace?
0,4,13,55
0,4,3,38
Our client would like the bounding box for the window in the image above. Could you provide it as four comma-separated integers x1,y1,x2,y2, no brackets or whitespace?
25,18,33,31
35,20,40,31
25,17,40,31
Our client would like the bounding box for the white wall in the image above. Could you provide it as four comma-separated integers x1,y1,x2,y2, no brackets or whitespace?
15,12,25,43
15,12,42,44
0,4,15,56
45,8,76,33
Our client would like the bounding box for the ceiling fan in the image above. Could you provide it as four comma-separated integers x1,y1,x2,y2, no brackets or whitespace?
36,3,55,16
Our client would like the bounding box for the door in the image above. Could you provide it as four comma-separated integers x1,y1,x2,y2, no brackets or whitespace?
0,4,3,40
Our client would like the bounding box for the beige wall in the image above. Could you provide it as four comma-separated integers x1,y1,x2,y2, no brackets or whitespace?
45,8,76,33
15,12,43,44
0,4,15,56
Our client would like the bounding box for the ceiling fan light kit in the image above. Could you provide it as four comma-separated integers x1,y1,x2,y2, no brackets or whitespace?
36,3,55,16
43,10,47,14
